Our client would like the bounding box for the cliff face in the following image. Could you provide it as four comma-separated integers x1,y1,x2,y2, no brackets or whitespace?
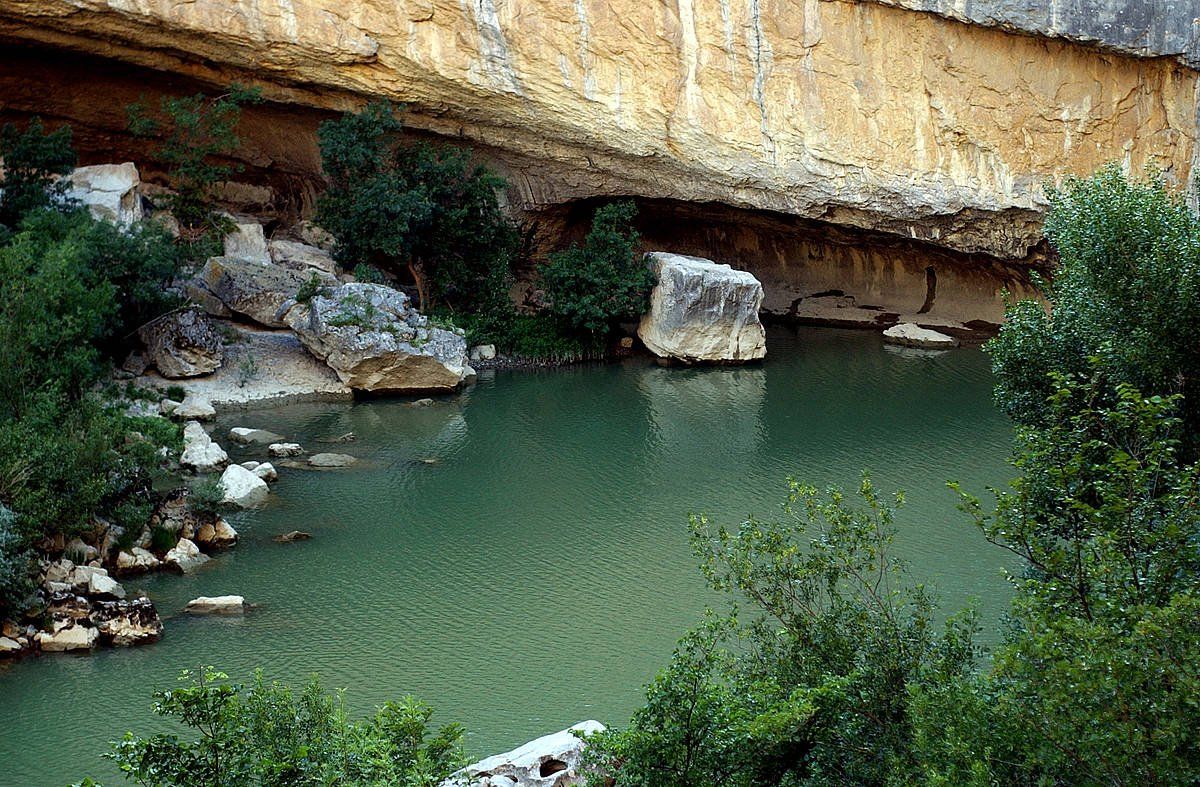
0,0,1195,326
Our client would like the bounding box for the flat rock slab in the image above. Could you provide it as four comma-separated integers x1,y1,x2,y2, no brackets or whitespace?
882,322,959,349
307,453,357,468
185,595,245,614
230,427,285,445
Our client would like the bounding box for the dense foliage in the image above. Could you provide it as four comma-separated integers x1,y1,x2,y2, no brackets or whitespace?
591,168,1200,785
0,121,182,616
78,668,464,787
316,100,517,314
0,116,76,230
540,201,654,335
990,165,1200,454
127,85,262,232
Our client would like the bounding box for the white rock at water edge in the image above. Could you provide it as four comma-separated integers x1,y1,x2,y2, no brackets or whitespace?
64,162,143,226
268,442,303,458
881,323,959,349
173,396,217,421
637,252,766,363
442,720,605,787
165,538,210,573
229,427,285,446
220,464,270,508
180,421,229,472
184,595,245,615
36,624,98,653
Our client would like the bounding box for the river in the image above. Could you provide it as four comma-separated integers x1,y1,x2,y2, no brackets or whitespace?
0,327,1015,785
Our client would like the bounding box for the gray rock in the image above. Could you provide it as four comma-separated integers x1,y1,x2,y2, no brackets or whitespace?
92,597,163,647
442,721,605,787
199,257,335,328
252,462,278,482
274,530,312,543
173,396,217,421
116,547,161,574
283,283,470,392
308,453,357,468
87,571,125,600
469,344,497,361
637,253,766,363
222,218,270,264
268,442,303,458
64,163,143,226
229,427,285,445
138,307,223,378
270,239,339,275
882,323,959,349
291,220,336,252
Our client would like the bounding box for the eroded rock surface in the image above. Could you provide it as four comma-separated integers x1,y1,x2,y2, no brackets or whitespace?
444,721,605,787
638,253,766,363
64,162,142,226
199,257,332,328
284,283,470,392
138,307,223,378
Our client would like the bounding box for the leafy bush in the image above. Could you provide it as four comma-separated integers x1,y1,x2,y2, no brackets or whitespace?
0,209,180,417
0,117,76,229
81,667,464,786
127,85,262,231
0,504,35,619
589,477,979,785
989,166,1200,454
187,478,225,518
540,201,653,335
316,100,517,312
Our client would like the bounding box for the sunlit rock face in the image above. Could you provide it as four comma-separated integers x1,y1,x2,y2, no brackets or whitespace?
0,1,1194,325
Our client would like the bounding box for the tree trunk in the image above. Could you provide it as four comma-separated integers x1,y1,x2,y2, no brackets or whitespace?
408,259,429,312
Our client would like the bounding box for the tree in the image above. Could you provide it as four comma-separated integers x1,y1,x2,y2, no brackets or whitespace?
989,166,1200,455
540,201,654,335
0,117,77,229
88,667,464,786
127,85,262,233
589,477,979,786
316,100,517,312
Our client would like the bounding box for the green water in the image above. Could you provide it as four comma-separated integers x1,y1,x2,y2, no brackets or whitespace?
0,328,1015,785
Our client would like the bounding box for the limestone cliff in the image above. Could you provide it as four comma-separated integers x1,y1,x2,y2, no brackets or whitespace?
0,0,1195,326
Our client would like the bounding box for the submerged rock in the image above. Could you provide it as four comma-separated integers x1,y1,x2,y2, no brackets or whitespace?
64,162,143,226
637,253,766,363
307,452,357,468
138,307,223,379
229,427,284,446
443,721,605,787
274,530,311,543
184,595,245,615
283,283,470,392
882,323,959,349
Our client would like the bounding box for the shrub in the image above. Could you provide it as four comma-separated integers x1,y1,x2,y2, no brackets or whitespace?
989,166,1200,455
84,667,464,786
316,100,517,312
540,201,653,335
127,85,262,231
0,505,34,619
187,478,225,518
0,117,76,229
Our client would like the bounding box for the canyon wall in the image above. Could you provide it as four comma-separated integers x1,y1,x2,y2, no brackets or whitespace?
0,0,1196,327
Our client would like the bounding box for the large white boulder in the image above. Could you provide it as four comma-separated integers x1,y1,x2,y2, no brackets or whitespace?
284,283,470,392
881,323,959,349
64,163,143,226
219,464,269,508
180,421,229,472
637,253,766,363
173,396,217,421
443,721,605,787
